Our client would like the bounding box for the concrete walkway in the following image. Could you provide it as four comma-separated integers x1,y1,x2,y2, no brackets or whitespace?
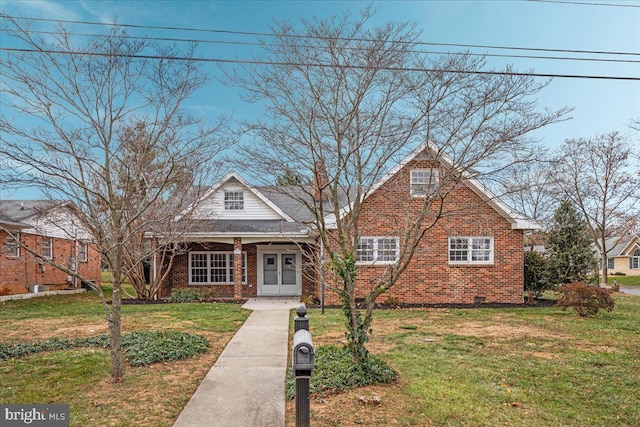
620,286,640,296
173,298,300,427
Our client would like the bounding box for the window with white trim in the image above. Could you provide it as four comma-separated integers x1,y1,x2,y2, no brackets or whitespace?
78,242,88,262
42,236,53,259
356,237,399,264
410,168,439,197
4,232,20,257
599,258,615,270
631,249,640,270
224,191,244,210
449,237,493,264
189,251,247,284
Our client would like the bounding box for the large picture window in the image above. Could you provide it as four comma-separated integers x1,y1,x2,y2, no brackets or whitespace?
356,237,399,264
449,236,493,265
189,251,247,284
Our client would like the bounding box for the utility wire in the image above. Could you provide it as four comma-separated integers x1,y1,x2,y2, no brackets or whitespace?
2,28,639,64
2,14,639,57
2,46,639,81
525,0,640,8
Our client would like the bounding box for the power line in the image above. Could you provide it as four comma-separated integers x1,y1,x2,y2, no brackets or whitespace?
2,14,639,57
2,46,639,81
526,0,640,7
2,28,639,65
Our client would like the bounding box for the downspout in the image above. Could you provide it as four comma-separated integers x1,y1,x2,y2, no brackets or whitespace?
152,239,158,300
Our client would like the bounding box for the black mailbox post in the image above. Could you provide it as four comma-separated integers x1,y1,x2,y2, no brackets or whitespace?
292,307,314,427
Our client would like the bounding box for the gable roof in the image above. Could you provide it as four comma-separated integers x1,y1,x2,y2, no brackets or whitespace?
181,172,295,223
325,140,540,230
595,235,640,257
0,200,66,222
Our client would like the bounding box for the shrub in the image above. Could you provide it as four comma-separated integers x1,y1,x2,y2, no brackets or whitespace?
524,251,552,302
121,331,210,366
285,345,397,399
555,282,615,317
0,331,209,365
168,288,200,303
612,271,626,276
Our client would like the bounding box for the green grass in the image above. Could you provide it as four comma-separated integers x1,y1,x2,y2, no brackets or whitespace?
304,295,640,427
0,290,250,427
607,275,640,286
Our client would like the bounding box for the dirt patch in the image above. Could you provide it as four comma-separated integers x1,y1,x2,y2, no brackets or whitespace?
2,318,110,343
286,383,430,427
73,331,234,427
450,321,569,340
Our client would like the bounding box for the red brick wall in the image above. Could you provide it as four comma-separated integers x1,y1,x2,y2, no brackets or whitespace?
162,242,258,298
0,231,102,296
162,242,316,299
319,158,524,305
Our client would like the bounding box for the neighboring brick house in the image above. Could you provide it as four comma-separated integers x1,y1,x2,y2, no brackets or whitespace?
161,143,538,305
596,234,640,277
0,200,102,296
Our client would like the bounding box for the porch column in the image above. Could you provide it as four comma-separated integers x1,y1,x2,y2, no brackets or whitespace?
233,237,243,300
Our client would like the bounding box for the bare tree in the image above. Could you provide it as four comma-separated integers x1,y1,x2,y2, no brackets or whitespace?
227,9,569,364
552,132,640,286
0,17,230,381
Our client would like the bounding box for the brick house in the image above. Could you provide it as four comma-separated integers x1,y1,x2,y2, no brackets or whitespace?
160,143,538,305
0,200,102,296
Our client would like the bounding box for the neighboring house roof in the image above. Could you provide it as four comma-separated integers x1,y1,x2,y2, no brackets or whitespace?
0,199,93,241
594,235,640,257
0,200,65,222
325,140,540,230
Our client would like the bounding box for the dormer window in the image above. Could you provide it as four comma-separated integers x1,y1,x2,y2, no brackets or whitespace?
224,191,244,210
410,168,439,197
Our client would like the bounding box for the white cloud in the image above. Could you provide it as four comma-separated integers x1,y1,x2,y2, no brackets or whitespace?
2,0,82,20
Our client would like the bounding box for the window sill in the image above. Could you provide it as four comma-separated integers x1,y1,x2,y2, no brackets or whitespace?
355,261,397,266
448,262,494,267
189,283,248,286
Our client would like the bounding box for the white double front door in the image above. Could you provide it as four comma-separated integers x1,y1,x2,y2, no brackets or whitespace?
257,246,302,296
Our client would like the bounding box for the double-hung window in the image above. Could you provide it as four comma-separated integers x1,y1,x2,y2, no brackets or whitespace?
631,249,640,270
449,236,493,265
4,233,20,257
189,251,247,284
410,169,439,197
224,191,244,210
42,236,53,259
78,242,88,262
357,237,399,264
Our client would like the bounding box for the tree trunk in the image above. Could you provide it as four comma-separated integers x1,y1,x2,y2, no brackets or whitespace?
109,276,124,382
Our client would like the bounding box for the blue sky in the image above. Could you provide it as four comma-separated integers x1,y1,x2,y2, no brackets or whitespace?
1,0,639,199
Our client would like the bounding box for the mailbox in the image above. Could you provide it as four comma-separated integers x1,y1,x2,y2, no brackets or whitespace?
292,329,314,378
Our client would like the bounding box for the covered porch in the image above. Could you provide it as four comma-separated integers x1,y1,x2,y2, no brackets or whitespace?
160,233,317,300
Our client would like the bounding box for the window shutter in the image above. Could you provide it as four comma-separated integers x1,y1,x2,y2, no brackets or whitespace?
631,257,634,269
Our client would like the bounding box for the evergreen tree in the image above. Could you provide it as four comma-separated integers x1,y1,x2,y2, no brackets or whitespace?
547,200,595,284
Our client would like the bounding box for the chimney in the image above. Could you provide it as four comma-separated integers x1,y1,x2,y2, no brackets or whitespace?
314,161,328,202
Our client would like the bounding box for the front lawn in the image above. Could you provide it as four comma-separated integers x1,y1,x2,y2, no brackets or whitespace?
607,275,640,287
0,291,250,427
288,295,640,426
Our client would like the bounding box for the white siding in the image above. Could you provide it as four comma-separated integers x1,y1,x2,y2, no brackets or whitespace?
22,207,93,241
191,182,285,220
